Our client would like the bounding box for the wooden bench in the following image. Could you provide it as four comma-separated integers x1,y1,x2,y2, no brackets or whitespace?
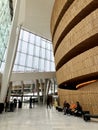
83,114,98,121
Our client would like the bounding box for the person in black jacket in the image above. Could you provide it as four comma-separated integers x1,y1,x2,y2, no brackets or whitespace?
74,101,83,117
47,95,52,109
63,100,70,115
29,97,33,108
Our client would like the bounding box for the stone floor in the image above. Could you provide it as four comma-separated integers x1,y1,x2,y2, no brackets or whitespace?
0,103,98,130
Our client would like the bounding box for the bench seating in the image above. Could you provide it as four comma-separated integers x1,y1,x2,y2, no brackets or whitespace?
83,114,98,121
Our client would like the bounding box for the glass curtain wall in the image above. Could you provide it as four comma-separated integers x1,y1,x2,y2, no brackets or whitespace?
13,29,55,72
0,0,12,72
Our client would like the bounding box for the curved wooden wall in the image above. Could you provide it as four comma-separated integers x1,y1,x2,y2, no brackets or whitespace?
58,80,98,114
51,0,98,87
57,47,98,85
52,0,94,51
55,10,98,68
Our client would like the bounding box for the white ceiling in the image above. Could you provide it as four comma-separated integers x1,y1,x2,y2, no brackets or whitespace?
17,0,55,41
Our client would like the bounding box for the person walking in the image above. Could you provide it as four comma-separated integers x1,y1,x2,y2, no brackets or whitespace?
47,95,52,109
29,96,33,108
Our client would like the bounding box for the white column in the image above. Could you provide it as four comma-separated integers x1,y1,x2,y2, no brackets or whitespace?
36,79,40,104
46,79,51,95
6,82,12,102
21,81,24,102
43,79,48,104
0,0,21,103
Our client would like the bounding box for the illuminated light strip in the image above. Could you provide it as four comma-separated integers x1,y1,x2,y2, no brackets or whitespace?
76,80,96,89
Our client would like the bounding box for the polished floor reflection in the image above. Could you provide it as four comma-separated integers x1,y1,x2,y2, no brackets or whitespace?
0,103,98,130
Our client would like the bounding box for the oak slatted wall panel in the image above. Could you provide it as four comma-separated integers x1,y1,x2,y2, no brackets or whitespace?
58,80,98,114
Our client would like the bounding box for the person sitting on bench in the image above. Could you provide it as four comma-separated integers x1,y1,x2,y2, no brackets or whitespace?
69,102,77,115
74,101,83,117
63,101,70,115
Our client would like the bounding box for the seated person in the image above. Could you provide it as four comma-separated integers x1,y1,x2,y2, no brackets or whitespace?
65,103,70,114
63,100,66,114
69,102,77,115
74,101,83,117
63,101,70,115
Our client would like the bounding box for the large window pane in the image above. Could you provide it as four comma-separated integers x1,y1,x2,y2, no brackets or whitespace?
40,48,45,58
23,30,29,42
35,46,40,56
25,67,32,71
21,41,28,53
0,0,12,70
33,57,39,69
18,66,25,71
45,60,50,71
30,33,35,43
39,58,44,71
46,41,50,50
50,62,55,71
28,44,34,55
41,39,46,48
36,36,40,46
46,50,50,60
50,51,54,61
26,55,33,67
19,53,26,66
13,29,55,72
